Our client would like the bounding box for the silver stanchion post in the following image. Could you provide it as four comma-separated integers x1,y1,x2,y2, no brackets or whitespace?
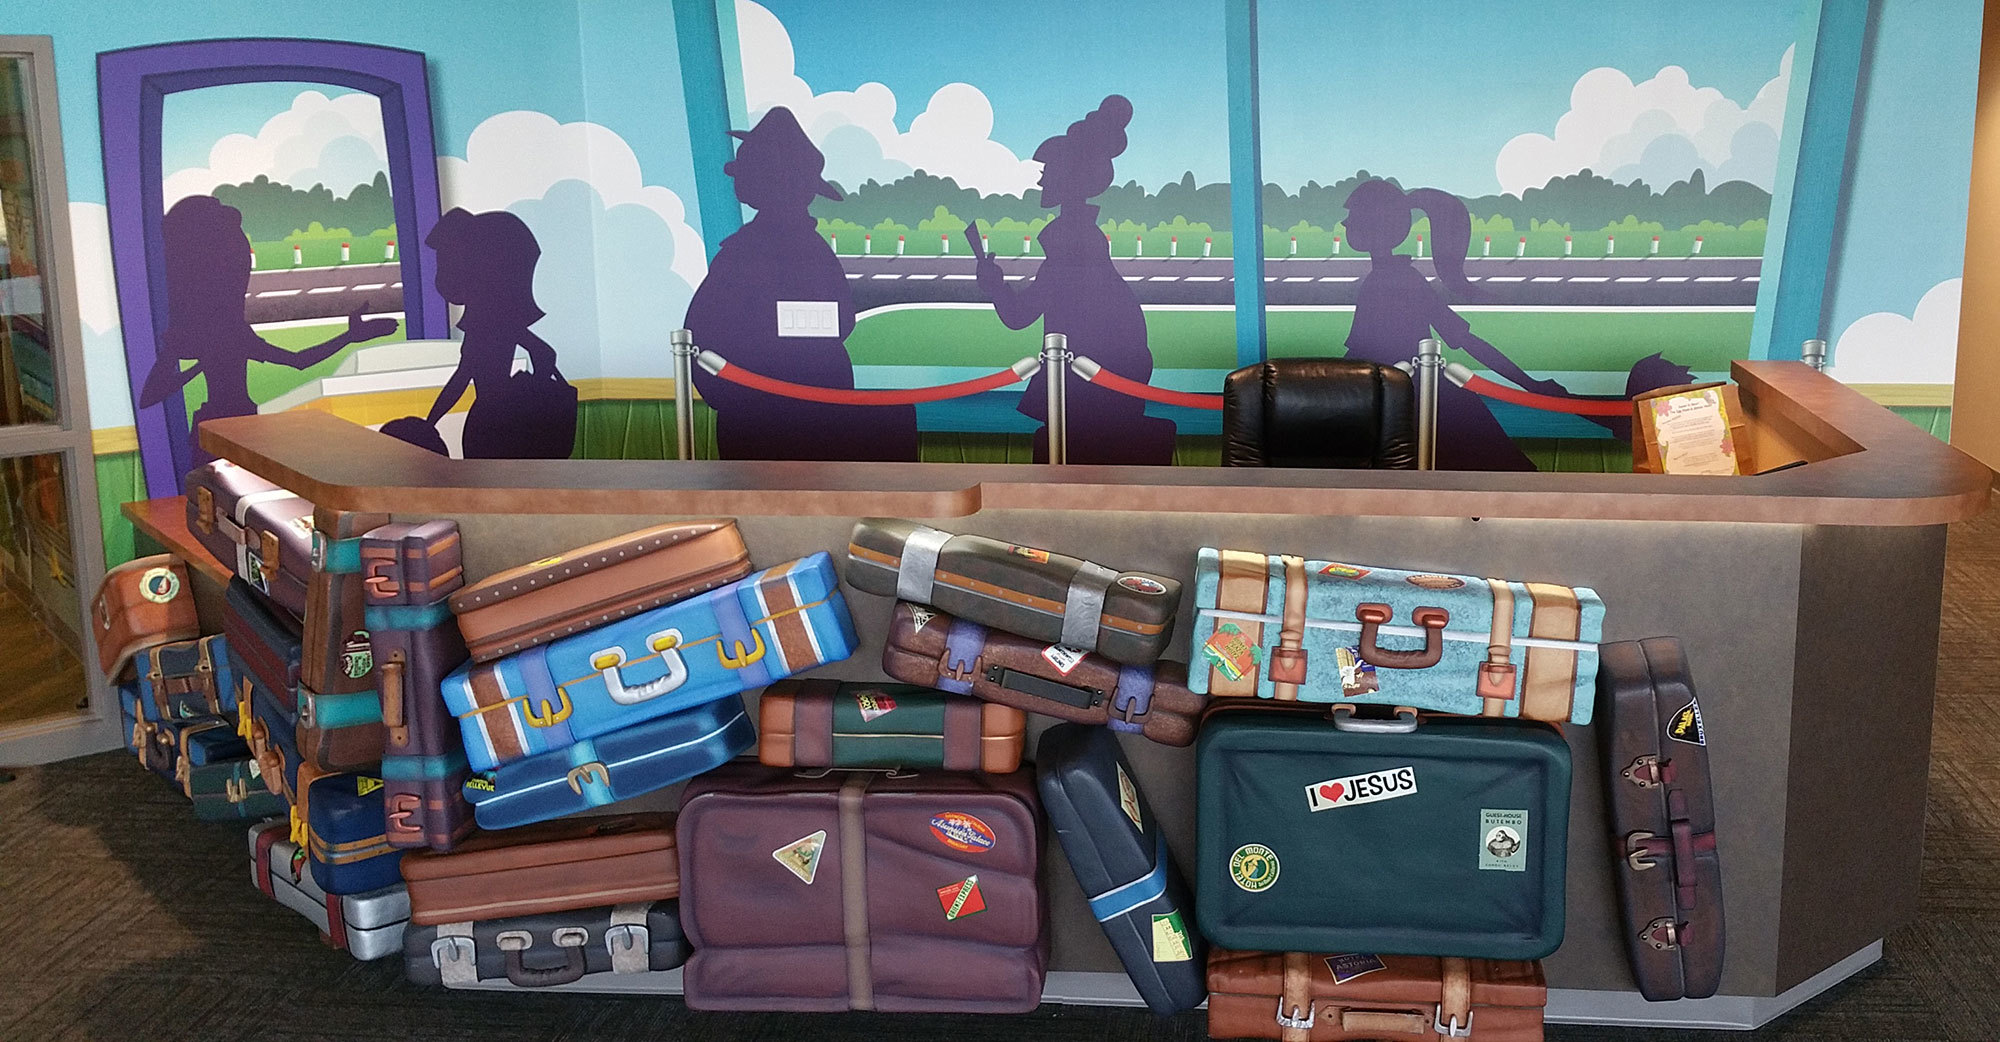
1042,332,1070,465
1414,337,1442,471
670,329,697,461
1801,338,1828,372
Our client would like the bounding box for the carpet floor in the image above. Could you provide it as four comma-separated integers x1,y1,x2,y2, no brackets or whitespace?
3,511,1998,1042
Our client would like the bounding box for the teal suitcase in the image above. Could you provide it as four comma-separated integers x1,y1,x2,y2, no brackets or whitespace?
1195,706,1571,960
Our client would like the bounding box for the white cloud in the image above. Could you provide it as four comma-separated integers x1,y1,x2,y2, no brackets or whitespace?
735,0,1039,196
1495,46,1792,195
437,111,708,380
163,90,389,207
67,202,136,431
1828,278,1962,385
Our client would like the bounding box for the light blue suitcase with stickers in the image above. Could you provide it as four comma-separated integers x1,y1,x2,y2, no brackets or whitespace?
1188,548,1603,724
442,553,855,771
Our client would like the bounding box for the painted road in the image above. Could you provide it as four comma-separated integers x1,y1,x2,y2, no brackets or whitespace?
841,255,1760,311
243,262,404,325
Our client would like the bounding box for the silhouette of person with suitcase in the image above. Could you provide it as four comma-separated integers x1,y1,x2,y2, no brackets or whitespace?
397,208,577,459
684,107,919,461
140,195,396,469
971,95,1175,465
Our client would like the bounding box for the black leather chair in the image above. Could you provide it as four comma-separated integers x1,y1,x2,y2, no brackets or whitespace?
1220,358,1418,469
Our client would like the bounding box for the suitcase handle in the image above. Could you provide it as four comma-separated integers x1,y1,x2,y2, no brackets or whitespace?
1329,704,1419,733
499,940,587,988
1353,603,1449,669
379,651,408,747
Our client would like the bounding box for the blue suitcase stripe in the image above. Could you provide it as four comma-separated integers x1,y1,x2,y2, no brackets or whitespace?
1088,833,1171,922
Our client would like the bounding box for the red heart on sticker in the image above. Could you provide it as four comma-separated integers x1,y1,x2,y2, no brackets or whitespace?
1318,783,1345,803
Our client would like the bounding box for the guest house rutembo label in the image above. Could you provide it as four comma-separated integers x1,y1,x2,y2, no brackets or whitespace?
1305,766,1417,812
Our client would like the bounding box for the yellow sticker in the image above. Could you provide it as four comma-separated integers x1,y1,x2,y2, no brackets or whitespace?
356,777,384,797
1152,911,1194,962
528,555,564,568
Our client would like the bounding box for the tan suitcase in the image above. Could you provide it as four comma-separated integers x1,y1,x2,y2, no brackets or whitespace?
1207,949,1545,1042
450,521,751,662
92,554,200,681
400,812,678,926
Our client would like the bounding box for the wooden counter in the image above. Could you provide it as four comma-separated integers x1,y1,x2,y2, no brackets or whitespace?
182,362,1989,1029
198,361,1991,526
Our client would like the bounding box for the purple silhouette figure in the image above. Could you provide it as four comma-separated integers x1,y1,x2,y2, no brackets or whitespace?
140,195,396,468
685,107,919,461
973,95,1175,465
404,208,577,459
1341,180,1572,471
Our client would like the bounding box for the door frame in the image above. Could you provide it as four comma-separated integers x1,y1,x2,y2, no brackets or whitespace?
0,35,117,765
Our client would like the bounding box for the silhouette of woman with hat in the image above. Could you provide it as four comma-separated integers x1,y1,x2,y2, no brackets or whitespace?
971,95,1174,465
685,106,919,461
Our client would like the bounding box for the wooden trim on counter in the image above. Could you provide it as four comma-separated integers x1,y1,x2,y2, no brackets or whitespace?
196,362,1991,526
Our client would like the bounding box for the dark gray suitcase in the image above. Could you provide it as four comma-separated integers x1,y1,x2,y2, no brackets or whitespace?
404,901,688,988
1035,723,1205,1014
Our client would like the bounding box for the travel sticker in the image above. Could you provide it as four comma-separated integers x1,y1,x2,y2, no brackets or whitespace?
1116,763,1144,830
1319,563,1370,580
855,689,898,722
1668,699,1706,746
908,606,936,633
465,775,496,793
1479,809,1529,872
772,830,827,885
139,566,182,604
1229,843,1280,892
1336,646,1379,695
930,812,997,854
1407,574,1466,590
1041,644,1089,675
343,630,374,679
1152,911,1195,962
937,875,986,920
1305,766,1417,812
356,777,384,797
1202,624,1258,682
1119,575,1168,595
1325,953,1388,984
1007,544,1051,563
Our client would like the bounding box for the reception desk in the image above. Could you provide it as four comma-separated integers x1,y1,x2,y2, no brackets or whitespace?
142,361,1986,1029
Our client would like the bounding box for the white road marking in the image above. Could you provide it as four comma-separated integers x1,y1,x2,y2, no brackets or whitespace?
351,283,388,291
1186,276,1225,282
1320,276,1358,282
390,282,404,289
1148,276,1180,281
1004,275,1025,281
1568,276,1609,283
306,286,347,295
1615,277,1651,283
248,311,404,332
1123,275,1145,282
1484,276,1526,283
1532,276,1563,282
1657,276,1689,283
1282,276,1313,282
1695,276,1736,282
255,289,303,298
905,274,936,280
943,274,976,280
871,273,902,280
1743,276,1761,282
845,273,863,279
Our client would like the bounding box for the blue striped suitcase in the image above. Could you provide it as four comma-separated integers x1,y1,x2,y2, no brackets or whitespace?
442,553,855,771
1036,724,1206,1014
465,695,755,830
120,685,180,787
307,772,405,895
134,635,234,722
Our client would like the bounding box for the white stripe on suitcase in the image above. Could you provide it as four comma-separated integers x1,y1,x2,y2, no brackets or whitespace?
1197,607,1595,653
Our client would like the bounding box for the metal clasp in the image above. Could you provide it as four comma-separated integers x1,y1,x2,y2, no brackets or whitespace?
1644,916,1681,951
431,935,476,969
717,631,766,669
1274,998,1315,1032
1435,1008,1474,1038
524,692,573,728
1622,754,1665,788
566,762,610,795
1627,831,1660,870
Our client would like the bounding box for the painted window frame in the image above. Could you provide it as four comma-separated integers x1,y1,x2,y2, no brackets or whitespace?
96,38,451,497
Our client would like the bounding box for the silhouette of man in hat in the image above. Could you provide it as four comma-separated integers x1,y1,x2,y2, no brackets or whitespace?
684,107,919,461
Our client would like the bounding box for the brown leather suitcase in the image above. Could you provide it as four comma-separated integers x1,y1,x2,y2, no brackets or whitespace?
677,763,1047,1012
92,555,200,681
757,679,1026,773
449,520,751,663
881,601,1206,746
846,517,1180,665
303,505,392,696
1597,637,1724,1000
400,812,678,926
1207,949,1545,1042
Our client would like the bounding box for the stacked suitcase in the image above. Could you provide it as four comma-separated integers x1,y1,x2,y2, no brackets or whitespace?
94,461,1733,1021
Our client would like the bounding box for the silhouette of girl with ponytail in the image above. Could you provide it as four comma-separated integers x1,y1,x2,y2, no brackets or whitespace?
972,95,1175,465
1342,180,1567,471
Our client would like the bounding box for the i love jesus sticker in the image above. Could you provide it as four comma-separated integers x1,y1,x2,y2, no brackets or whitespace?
1305,766,1418,812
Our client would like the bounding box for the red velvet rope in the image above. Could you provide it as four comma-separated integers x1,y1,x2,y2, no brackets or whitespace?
703,358,1032,405
1072,366,1225,410
1459,375,1633,417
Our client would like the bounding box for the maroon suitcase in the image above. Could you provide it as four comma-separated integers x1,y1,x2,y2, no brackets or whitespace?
186,461,305,611
1598,638,1723,1001
678,763,1047,1012
364,522,470,759
881,601,1206,746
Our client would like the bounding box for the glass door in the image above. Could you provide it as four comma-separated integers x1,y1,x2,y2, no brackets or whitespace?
0,36,115,764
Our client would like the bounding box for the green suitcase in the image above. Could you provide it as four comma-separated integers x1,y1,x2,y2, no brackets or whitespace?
1195,706,1571,960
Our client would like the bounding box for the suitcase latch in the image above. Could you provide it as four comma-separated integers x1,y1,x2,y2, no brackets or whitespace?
387,793,420,833
193,487,215,534
1626,831,1669,870
225,776,253,803
1435,1009,1474,1038
258,531,281,584
1267,646,1308,685
1274,998,1315,1032
566,762,611,795
1622,754,1674,787
1477,658,1517,700
431,935,477,969
1643,916,1681,950
605,923,650,974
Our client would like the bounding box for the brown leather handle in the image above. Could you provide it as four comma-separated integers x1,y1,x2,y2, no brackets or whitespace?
380,651,408,746
1337,1008,1432,1035
1354,603,1450,669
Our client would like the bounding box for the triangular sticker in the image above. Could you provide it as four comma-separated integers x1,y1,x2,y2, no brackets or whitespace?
1667,699,1706,746
772,830,827,885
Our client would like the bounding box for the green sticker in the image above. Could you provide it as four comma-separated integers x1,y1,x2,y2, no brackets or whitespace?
1479,809,1528,872
1152,911,1194,962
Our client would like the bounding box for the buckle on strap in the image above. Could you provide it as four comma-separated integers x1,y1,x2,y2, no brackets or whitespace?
1435,1008,1474,1038
430,933,478,984
606,903,651,974
1274,998,1315,1032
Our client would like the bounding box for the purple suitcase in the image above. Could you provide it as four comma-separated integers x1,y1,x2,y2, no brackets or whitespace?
678,763,1047,1012
364,521,473,849
186,460,313,616
384,755,476,852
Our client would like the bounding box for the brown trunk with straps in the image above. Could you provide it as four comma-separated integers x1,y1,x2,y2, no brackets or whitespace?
1207,949,1545,1042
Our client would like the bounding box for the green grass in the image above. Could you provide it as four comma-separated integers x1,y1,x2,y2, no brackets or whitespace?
847,307,1753,374
250,232,398,271
180,321,407,417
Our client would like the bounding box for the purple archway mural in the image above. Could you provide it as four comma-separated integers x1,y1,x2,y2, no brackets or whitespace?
97,37,450,496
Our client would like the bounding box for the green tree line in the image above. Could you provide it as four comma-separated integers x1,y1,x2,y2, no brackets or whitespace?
211,171,396,243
